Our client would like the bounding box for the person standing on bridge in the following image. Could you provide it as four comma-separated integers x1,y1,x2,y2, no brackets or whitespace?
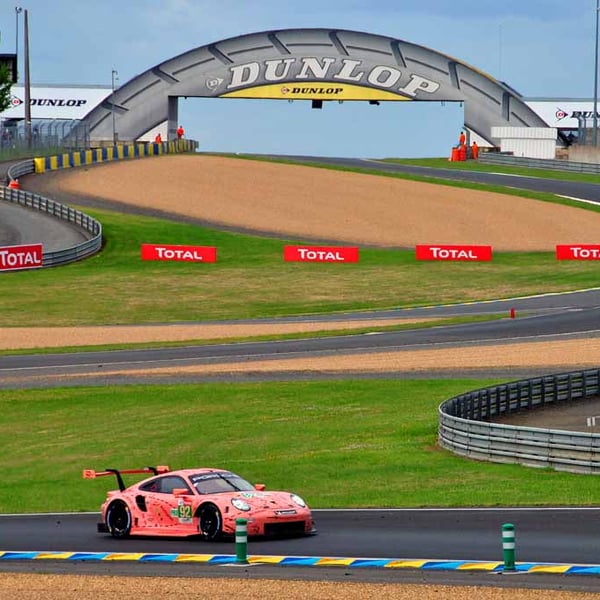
154,132,162,143
471,140,479,160
177,125,185,139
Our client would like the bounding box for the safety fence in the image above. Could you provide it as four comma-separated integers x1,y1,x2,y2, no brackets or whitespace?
438,368,600,474
478,152,600,175
2,138,197,269
0,119,90,162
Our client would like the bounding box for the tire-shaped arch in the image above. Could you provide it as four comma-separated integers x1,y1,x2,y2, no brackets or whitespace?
80,28,548,145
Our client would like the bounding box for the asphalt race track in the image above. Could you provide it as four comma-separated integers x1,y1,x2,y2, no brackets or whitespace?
3,158,600,590
270,155,600,203
5,508,600,565
2,287,600,388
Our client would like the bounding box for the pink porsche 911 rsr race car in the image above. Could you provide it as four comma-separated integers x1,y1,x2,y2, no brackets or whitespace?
83,465,316,540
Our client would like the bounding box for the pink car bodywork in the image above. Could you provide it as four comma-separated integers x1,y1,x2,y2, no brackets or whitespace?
83,466,315,540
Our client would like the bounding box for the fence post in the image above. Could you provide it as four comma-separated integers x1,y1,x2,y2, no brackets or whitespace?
502,523,516,571
235,518,248,564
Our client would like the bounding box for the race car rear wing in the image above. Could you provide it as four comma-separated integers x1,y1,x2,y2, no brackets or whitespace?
83,466,170,491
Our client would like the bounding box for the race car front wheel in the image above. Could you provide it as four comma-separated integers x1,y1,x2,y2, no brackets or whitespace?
106,501,132,538
198,503,222,541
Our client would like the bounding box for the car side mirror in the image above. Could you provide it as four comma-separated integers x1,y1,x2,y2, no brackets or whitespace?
254,483,265,491
173,488,190,497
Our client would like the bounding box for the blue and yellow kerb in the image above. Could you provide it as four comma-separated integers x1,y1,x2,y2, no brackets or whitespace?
33,139,197,174
1,551,600,574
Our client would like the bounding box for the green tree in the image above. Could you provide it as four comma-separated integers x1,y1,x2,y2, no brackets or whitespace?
0,65,13,113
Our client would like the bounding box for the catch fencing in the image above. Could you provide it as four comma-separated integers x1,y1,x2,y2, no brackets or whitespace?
438,368,600,474
0,119,90,161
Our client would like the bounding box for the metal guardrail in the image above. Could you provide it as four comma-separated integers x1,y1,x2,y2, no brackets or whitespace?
6,158,36,180
479,152,600,175
438,368,600,474
2,159,102,268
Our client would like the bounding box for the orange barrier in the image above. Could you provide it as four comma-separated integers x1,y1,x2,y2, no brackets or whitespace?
449,147,467,162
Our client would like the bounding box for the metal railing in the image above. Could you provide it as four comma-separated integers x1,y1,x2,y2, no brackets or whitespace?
2,159,102,268
438,368,600,474
479,152,600,174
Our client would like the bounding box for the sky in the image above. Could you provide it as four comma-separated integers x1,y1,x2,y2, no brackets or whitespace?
1,0,598,157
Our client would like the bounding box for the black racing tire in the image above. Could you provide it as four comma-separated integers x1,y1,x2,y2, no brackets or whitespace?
198,503,222,541
106,501,132,539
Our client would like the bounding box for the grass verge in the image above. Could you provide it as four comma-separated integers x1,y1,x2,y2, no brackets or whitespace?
0,204,600,327
1,380,597,513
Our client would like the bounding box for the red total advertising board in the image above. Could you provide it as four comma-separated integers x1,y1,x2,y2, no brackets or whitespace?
0,243,43,271
556,245,600,260
284,245,359,263
415,244,492,261
141,244,217,263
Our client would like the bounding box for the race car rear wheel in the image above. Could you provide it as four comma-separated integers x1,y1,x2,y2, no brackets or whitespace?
106,501,132,539
198,503,222,541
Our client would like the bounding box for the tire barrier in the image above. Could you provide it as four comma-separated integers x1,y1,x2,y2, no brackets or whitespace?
80,29,548,145
438,368,600,474
33,139,197,174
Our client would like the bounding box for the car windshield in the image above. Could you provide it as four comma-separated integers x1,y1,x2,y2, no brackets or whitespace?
191,471,255,495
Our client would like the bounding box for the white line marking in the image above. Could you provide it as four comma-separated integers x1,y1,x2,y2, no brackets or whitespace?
557,194,599,206
488,172,531,178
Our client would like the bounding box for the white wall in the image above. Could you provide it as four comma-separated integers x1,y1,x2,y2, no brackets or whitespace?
500,139,556,159
490,127,558,159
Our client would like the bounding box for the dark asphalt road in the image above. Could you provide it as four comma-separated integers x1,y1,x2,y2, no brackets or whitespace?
266,155,600,203
4,509,600,589
0,160,91,251
2,290,599,387
4,509,600,565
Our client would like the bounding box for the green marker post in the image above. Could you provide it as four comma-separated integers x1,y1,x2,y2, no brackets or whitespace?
235,518,248,564
502,523,516,572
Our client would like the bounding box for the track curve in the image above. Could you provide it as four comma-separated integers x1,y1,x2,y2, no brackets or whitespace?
4,158,600,590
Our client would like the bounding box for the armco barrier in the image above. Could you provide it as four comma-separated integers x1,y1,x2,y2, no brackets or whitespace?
478,152,600,175
1,158,102,268
438,368,600,474
2,139,197,269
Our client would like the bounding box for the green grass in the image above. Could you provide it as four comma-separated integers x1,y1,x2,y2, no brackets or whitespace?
1,203,600,327
2,380,596,514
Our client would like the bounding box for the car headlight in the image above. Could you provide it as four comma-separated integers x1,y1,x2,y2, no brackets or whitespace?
290,494,306,508
231,498,251,511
